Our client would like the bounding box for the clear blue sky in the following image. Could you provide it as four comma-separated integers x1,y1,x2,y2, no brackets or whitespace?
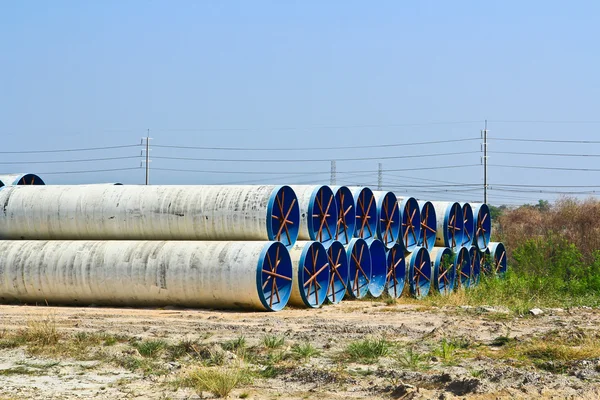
1,1,599,205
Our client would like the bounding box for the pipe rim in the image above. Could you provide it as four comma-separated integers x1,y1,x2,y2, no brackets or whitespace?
480,247,492,275
475,204,492,249
307,186,338,243
376,192,400,248
257,242,293,311
352,187,377,242
469,246,481,286
333,186,356,245
409,247,431,299
297,241,330,308
367,239,387,297
385,243,406,299
433,247,455,295
346,238,371,299
456,247,472,289
444,202,464,249
325,241,349,304
266,185,300,247
419,201,437,250
400,197,422,252
461,203,474,248
490,242,507,275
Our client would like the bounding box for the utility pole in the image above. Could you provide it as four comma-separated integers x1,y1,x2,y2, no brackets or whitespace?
330,160,336,185
482,120,488,203
377,163,383,191
142,130,152,185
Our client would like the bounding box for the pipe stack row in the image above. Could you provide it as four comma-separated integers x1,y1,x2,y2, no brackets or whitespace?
0,180,507,312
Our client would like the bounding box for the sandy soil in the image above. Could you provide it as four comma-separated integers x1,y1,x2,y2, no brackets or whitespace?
0,302,599,399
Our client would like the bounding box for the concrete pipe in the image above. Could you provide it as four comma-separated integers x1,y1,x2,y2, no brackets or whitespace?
418,201,437,250
468,246,482,286
367,239,387,298
460,202,475,248
396,196,421,253
331,186,356,245
349,187,377,243
0,240,292,311
480,247,492,275
472,203,492,250
287,241,330,308
0,185,300,247
431,201,464,250
325,241,349,304
290,185,338,244
385,243,406,299
407,247,432,299
455,246,473,289
345,238,371,299
488,242,507,275
0,173,44,187
429,247,456,295
372,191,400,249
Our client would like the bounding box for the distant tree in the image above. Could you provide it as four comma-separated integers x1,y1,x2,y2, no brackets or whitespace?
489,204,507,220
536,199,550,212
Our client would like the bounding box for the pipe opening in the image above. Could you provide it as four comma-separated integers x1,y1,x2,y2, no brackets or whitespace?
325,241,349,304
481,247,492,275
456,247,472,289
432,247,456,295
267,185,300,247
367,239,387,297
297,241,330,308
375,192,400,248
399,197,421,252
333,186,356,245
474,204,492,249
461,203,474,247
445,202,464,250
408,247,431,299
258,242,293,311
352,188,377,242
469,246,481,286
490,242,507,275
307,186,338,243
419,201,437,250
346,238,371,299
0,173,45,187
385,243,406,299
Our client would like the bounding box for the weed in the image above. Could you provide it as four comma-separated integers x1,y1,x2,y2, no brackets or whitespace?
470,369,483,378
397,347,430,371
239,393,250,399
184,367,252,398
134,339,167,358
291,342,320,361
0,366,40,376
115,355,168,376
432,339,457,365
345,337,392,364
222,335,247,352
262,335,285,349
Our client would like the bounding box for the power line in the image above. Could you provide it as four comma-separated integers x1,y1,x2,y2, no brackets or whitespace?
153,151,479,163
0,144,140,154
152,137,480,151
490,138,600,144
490,164,600,172
491,151,600,157
28,167,142,175
0,156,142,165
492,183,600,188
488,120,600,124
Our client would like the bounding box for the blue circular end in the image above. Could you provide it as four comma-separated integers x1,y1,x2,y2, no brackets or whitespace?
346,238,372,299
375,192,401,249
367,239,387,297
409,247,431,299
469,246,481,286
461,203,474,248
455,247,472,289
257,242,293,311
267,185,300,247
297,241,330,308
481,247,492,275
445,202,464,250
418,201,437,251
333,186,356,245
307,186,338,244
385,243,406,299
490,242,507,275
433,247,456,295
325,241,349,304
399,197,422,253
352,187,377,242
474,204,492,250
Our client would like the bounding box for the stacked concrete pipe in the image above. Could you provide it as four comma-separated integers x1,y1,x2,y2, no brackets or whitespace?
367,239,387,297
349,187,377,243
406,247,432,299
430,247,456,295
372,191,401,249
345,238,371,299
325,241,349,304
385,243,406,299
331,186,356,245
418,201,437,250
287,241,330,308
290,185,338,244
431,201,464,250
396,196,421,253
0,173,45,187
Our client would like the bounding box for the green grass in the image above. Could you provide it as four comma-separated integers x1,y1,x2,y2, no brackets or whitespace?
262,335,285,349
432,339,457,365
134,339,167,358
291,342,320,361
397,347,430,371
221,335,247,352
345,337,392,364
183,367,252,398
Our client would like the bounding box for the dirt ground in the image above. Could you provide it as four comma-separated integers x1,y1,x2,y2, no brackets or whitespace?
0,301,599,400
